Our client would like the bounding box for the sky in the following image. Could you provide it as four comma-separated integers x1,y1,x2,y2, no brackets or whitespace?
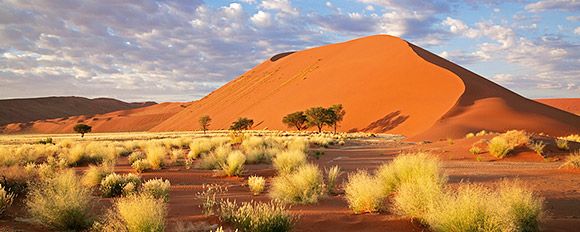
0,0,579,103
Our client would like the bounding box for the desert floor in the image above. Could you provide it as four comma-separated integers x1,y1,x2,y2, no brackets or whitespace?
2,135,579,232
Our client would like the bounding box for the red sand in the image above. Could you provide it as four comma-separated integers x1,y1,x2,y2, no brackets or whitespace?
536,98,580,115
0,96,155,126
3,35,580,140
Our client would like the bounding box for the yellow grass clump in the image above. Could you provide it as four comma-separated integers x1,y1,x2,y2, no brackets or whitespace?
248,176,266,195
144,145,166,170
272,150,307,175
560,151,580,169
344,170,384,214
375,152,445,195
269,164,325,204
220,151,246,176
96,194,167,232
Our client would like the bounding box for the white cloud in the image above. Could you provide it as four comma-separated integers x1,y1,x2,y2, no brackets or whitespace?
566,15,580,21
525,0,580,12
575,27,580,34
366,5,375,11
260,0,298,16
251,11,273,28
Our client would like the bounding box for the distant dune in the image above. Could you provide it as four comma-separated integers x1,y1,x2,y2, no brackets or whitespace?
0,96,156,126
535,98,580,116
3,35,580,139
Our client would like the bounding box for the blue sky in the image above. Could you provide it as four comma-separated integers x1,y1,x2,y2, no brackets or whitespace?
1,0,579,102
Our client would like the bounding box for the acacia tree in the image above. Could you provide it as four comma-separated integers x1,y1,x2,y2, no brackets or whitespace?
282,111,308,131
230,117,254,131
73,124,92,138
199,115,211,134
327,104,346,133
305,107,330,133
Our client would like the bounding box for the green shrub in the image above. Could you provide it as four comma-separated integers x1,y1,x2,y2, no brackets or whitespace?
469,146,481,154
142,178,171,202
272,150,307,175
489,137,512,158
555,138,569,151
26,170,94,230
0,184,15,217
220,151,246,176
131,159,151,173
100,173,141,198
270,164,325,204
344,170,384,214
375,152,444,195
218,200,297,232
82,164,114,187
326,165,342,194
248,176,266,195
97,194,167,232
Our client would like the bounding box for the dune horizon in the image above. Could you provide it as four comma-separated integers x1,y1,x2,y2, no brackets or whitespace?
2,35,580,140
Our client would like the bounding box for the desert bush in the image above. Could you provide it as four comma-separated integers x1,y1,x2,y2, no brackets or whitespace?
375,152,444,195
0,184,14,217
131,159,151,173
391,175,445,222
0,165,35,194
96,194,167,232
427,181,543,232
272,150,307,175
286,138,309,153
326,165,342,194
469,146,481,154
26,170,94,230
269,163,325,204
142,178,171,202
127,151,146,165
82,164,114,187
501,130,530,147
188,138,214,159
465,133,475,138
560,151,580,169
144,145,166,170
489,137,512,158
218,200,297,232
248,176,266,195
196,145,231,170
527,141,546,155
196,184,226,216
171,149,184,164
555,138,569,151
560,134,580,143
100,173,141,198
220,151,246,176
344,170,384,214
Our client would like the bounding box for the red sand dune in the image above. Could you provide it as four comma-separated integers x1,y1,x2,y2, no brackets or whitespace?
0,102,187,134
152,35,580,139
0,96,156,126
4,35,580,139
535,98,580,115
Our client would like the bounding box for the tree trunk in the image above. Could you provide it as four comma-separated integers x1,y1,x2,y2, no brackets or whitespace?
81,133,85,138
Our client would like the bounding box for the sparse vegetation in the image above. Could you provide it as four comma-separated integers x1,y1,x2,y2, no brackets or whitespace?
220,151,246,176
26,170,94,230
144,145,166,170
555,138,569,151
489,137,513,158
196,184,226,216
0,184,14,217
344,170,384,213
469,146,481,154
199,115,212,134
82,164,114,187
218,200,297,232
465,133,475,138
270,163,325,204
375,152,445,195
100,173,141,198
528,140,546,155
142,178,171,202
131,159,152,173
560,151,580,169
248,176,266,195
272,150,307,175
73,124,92,138
230,117,254,131
96,194,167,232
326,165,342,194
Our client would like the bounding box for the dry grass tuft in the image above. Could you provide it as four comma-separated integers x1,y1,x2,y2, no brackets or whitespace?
269,163,325,204
560,151,580,169
248,176,266,195
272,150,307,175
344,170,384,214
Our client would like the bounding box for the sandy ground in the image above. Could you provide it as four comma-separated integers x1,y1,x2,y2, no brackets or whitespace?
2,136,579,232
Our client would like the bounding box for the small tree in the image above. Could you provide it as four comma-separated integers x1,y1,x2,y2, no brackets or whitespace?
230,117,254,131
327,104,346,133
282,111,308,131
305,107,330,133
199,115,211,134
73,124,92,138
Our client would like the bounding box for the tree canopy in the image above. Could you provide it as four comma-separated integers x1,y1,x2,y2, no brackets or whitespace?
230,117,254,131
73,124,92,137
199,115,211,134
282,111,308,131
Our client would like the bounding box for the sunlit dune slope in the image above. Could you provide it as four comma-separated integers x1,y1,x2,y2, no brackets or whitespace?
0,96,156,126
1,102,186,134
535,98,580,116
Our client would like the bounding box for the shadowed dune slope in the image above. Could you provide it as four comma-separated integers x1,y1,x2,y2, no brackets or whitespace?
153,35,580,139
0,96,156,126
535,98,580,115
0,102,187,134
